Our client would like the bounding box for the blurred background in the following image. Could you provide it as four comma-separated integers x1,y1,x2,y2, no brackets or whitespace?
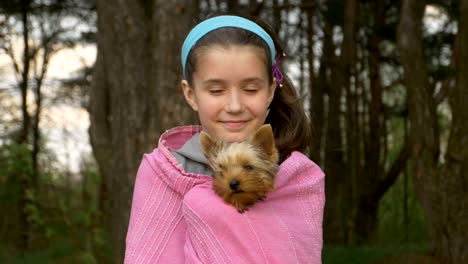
0,0,466,263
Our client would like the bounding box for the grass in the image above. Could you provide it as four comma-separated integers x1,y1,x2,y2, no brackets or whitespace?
323,244,430,264
0,240,98,264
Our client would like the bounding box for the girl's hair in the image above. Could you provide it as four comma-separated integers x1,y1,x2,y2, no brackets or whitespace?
185,16,311,162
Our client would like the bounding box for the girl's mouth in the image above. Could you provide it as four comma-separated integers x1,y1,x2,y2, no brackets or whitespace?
222,120,248,129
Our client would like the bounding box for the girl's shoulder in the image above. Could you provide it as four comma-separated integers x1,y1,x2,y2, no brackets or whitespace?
136,126,210,195
158,125,203,151
281,151,322,171
277,151,324,184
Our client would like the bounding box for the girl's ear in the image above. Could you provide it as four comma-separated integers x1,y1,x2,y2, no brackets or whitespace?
181,80,198,111
267,79,277,106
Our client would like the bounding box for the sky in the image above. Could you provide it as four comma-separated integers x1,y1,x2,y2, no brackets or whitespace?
0,44,96,173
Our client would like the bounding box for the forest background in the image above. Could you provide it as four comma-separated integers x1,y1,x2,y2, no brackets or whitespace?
0,0,467,263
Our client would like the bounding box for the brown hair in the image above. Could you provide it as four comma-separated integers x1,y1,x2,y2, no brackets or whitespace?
184,16,311,163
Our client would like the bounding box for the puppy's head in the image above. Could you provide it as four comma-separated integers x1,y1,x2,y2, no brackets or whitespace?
200,124,279,202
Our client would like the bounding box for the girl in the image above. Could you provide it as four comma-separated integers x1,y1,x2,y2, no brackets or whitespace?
124,15,325,263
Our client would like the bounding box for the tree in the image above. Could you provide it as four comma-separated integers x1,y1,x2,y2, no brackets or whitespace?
0,0,95,251
90,1,198,262
398,0,468,262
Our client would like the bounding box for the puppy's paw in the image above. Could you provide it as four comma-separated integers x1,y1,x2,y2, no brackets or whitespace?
235,203,250,213
232,200,249,213
237,207,248,213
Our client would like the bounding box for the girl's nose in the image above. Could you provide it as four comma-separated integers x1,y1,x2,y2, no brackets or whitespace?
225,90,243,113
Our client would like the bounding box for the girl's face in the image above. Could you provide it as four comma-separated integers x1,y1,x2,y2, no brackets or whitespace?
182,45,276,142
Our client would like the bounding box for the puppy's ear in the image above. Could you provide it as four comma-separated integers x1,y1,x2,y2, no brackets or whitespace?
200,131,219,160
250,124,278,163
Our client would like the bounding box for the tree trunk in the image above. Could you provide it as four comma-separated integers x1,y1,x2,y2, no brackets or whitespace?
366,0,384,201
90,1,196,263
18,0,31,145
31,42,51,190
398,0,468,262
322,19,346,243
436,0,468,261
339,0,361,244
18,0,31,252
151,1,198,131
398,0,440,256
352,0,386,244
305,1,323,164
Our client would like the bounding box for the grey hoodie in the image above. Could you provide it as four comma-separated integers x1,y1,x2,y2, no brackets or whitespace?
171,133,213,176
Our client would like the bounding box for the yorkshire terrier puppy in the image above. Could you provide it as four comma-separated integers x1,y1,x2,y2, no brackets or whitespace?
200,124,279,213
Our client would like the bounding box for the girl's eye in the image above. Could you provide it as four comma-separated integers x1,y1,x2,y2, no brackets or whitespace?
244,87,259,93
243,82,262,93
209,89,224,95
208,87,224,94
245,89,258,93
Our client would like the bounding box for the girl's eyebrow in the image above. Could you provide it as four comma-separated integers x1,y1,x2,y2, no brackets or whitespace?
241,77,264,84
202,77,265,86
202,79,226,85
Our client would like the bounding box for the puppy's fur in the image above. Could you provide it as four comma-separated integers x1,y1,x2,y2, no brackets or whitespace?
200,124,279,213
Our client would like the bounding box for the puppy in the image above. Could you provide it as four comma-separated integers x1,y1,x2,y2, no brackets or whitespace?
200,124,279,213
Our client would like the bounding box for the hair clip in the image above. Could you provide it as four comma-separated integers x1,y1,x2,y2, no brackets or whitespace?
273,56,284,87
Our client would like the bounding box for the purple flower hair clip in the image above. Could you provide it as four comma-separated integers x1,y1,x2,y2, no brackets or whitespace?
272,53,285,87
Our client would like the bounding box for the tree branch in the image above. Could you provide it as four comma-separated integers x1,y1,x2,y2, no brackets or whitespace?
374,142,409,199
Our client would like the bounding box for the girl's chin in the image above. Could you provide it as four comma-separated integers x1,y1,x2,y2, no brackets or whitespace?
218,131,251,143
204,123,261,142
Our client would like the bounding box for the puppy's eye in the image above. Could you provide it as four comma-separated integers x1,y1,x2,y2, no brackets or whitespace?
243,165,254,171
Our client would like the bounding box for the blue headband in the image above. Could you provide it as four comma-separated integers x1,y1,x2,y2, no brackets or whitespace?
181,15,276,78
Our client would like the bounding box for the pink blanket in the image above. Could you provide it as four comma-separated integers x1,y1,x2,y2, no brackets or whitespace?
125,126,325,263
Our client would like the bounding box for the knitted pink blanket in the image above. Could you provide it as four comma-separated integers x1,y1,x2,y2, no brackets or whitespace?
125,127,324,263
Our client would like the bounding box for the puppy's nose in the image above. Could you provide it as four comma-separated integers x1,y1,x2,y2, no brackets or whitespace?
229,179,240,191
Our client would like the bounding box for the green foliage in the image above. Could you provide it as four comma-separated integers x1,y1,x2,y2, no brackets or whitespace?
0,143,32,202
3,240,73,264
323,244,430,264
0,143,33,258
0,144,111,263
376,115,429,245
377,167,429,245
